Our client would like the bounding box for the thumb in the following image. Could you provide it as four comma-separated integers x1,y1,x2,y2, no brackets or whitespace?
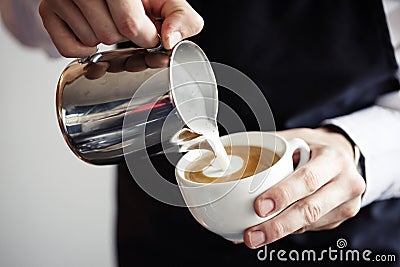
160,0,204,49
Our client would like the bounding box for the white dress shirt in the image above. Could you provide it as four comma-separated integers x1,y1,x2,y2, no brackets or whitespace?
325,90,400,206
325,0,400,206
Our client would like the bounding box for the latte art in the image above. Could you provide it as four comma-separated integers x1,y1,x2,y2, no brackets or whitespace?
184,145,280,183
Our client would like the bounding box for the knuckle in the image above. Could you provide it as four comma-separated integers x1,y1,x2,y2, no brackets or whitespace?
191,14,204,33
60,50,77,58
273,186,292,207
350,176,366,197
298,201,322,225
298,167,320,193
80,35,99,47
99,32,121,45
320,146,336,159
57,46,74,58
336,147,353,163
58,45,81,58
340,204,360,219
118,16,142,38
74,0,90,7
39,1,53,18
165,10,204,37
58,49,74,58
321,145,351,165
269,221,286,240
47,0,63,10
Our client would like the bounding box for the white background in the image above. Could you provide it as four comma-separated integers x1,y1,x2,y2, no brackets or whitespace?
0,23,116,267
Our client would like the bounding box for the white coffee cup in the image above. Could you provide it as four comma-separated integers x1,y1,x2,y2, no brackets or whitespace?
175,131,310,242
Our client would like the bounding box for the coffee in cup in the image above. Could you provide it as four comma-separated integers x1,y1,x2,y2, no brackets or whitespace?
184,145,281,183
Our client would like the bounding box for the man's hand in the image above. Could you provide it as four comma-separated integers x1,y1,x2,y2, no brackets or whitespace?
243,128,366,249
39,0,204,57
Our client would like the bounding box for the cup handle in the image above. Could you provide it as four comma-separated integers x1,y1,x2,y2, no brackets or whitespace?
286,138,311,170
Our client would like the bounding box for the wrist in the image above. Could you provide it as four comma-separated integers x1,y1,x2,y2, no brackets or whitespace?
319,125,365,178
318,125,356,161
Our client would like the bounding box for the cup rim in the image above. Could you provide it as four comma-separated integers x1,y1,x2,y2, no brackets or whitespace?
175,131,288,186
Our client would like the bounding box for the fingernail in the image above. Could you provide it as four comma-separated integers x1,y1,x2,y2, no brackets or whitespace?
166,31,182,49
259,198,274,217
249,231,265,248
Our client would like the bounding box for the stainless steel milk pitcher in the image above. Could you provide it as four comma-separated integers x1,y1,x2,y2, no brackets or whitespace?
56,41,218,165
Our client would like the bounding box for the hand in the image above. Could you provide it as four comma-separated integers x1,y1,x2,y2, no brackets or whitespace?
39,0,204,57
84,50,170,79
243,128,366,249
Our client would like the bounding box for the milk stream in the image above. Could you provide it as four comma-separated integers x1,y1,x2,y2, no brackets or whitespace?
204,132,230,171
170,61,229,171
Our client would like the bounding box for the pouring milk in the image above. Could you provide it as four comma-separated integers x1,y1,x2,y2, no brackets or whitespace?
170,60,230,172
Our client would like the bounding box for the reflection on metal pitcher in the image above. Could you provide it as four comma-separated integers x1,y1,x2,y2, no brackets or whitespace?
56,41,217,165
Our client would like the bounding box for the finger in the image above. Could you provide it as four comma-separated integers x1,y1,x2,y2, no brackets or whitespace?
84,62,110,80
72,0,126,45
254,145,343,218
293,221,343,234
244,176,358,249
39,2,96,57
106,0,158,48
150,17,163,34
144,52,170,68
157,0,204,49
45,0,98,47
124,53,147,72
305,197,362,231
107,56,129,73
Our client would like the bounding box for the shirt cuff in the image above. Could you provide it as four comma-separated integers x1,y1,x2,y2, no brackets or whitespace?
323,106,400,207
